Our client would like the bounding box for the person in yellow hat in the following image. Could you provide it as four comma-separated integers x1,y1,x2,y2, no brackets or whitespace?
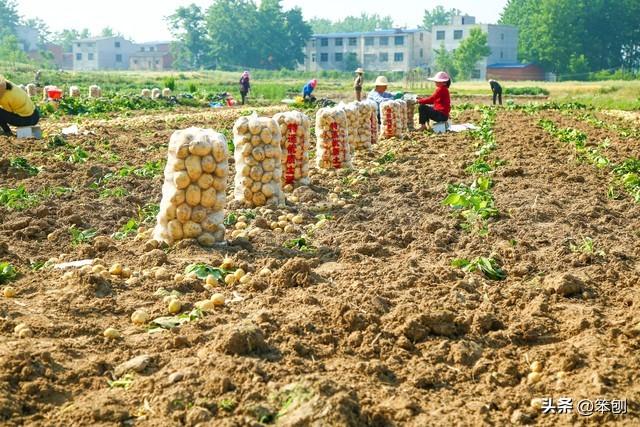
0,76,39,136
354,68,364,101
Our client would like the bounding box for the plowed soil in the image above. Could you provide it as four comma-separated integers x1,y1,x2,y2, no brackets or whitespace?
1,105,639,427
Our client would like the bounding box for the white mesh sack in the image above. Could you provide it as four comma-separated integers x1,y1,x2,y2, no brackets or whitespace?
233,113,285,207
273,111,311,191
153,127,229,247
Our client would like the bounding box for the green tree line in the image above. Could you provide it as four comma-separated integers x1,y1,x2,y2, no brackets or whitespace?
500,0,640,76
168,0,311,70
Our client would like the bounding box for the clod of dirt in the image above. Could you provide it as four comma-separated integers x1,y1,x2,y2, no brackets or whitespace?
216,322,267,355
82,274,112,297
0,242,8,256
93,236,115,253
546,273,584,297
271,258,314,288
400,310,464,342
139,249,168,267
449,340,483,366
253,216,270,229
186,406,212,426
114,354,152,377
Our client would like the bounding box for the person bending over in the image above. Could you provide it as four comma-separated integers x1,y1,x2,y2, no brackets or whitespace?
302,79,317,102
0,76,40,137
417,71,451,131
489,79,502,105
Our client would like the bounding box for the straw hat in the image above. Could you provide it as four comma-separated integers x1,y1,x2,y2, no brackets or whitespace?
0,76,6,98
355,68,364,74
374,75,389,86
427,71,451,82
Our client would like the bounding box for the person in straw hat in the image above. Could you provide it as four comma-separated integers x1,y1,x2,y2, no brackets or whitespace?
416,71,451,131
354,68,364,101
367,75,394,122
0,76,40,137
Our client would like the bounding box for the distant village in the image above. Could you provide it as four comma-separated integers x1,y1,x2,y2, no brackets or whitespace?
14,15,544,81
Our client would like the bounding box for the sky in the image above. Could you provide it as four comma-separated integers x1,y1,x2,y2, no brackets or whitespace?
17,0,509,43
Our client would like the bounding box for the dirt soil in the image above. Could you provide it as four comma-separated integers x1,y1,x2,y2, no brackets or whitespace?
1,105,639,426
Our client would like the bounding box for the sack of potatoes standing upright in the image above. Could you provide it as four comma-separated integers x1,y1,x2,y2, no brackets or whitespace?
315,105,352,170
273,111,311,191
233,113,285,207
153,127,228,247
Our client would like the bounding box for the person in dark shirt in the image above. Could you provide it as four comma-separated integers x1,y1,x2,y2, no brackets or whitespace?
239,71,251,105
489,79,502,105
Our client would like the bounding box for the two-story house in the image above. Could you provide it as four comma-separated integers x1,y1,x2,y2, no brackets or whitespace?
72,36,136,71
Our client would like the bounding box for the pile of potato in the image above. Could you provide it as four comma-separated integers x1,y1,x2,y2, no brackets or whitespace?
153,127,229,247
151,88,161,99
233,114,285,207
315,106,352,170
344,102,372,152
69,86,80,98
89,85,102,98
25,83,37,97
273,111,311,191
141,89,151,98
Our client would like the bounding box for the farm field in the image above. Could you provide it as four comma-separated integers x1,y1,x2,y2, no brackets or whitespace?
1,93,640,426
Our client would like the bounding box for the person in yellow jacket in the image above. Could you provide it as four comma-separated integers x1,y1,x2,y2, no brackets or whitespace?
0,76,40,136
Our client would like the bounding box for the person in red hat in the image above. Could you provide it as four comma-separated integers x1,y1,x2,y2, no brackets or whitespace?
416,71,451,131
302,79,317,102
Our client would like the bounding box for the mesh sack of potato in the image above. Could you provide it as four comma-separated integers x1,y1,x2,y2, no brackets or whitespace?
151,88,161,99
141,89,151,98
89,85,101,98
153,127,229,247
344,102,372,152
362,100,379,145
396,100,408,137
273,111,311,191
233,113,285,207
315,106,352,169
405,98,416,130
26,83,37,97
380,100,398,139
69,86,80,98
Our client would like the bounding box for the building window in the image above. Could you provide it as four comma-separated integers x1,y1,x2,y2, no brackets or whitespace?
420,33,423,41
134,59,138,65
335,52,343,62
311,53,316,63
500,50,504,59
472,69,481,79
320,53,328,62
365,37,374,46
364,53,376,63
311,39,316,47
420,48,423,58
454,30,463,40
348,37,357,46
115,54,122,62
140,47,145,52
394,36,404,45
115,41,121,48
155,60,160,65
76,53,82,60
76,43,80,47
379,36,388,46
150,47,155,52
501,33,505,40
320,38,328,47
335,38,343,46
88,53,94,60
394,52,404,62
436,31,445,40
379,52,388,62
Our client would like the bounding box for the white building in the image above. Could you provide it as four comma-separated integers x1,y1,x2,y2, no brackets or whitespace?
431,15,518,80
72,36,136,71
303,29,432,73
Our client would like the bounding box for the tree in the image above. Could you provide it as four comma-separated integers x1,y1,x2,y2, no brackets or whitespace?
0,0,20,37
344,52,360,72
167,4,211,69
422,6,461,29
453,28,490,80
23,18,50,47
0,33,29,63
500,0,640,74
433,43,457,80
52,29,91,52
309,13,394,34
